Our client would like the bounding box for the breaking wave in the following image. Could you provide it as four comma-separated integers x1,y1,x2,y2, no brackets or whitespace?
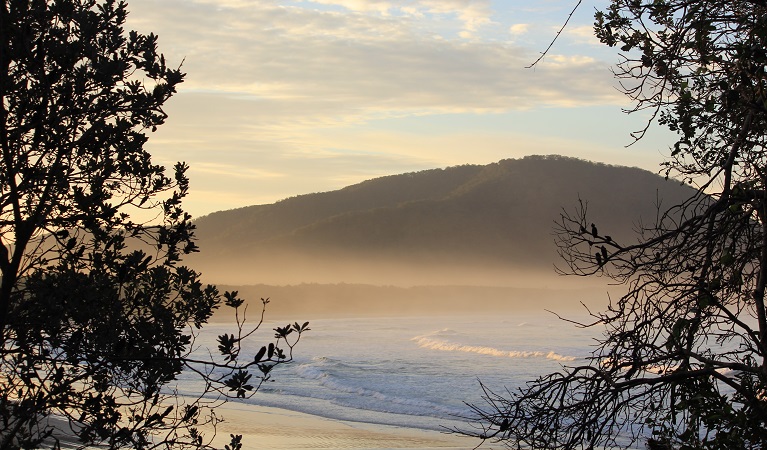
411,335,577,362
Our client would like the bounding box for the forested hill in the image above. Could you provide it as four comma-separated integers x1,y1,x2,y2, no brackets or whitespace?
189,155,696,286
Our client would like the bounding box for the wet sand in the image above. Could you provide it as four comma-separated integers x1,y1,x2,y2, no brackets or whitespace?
210,402,480,450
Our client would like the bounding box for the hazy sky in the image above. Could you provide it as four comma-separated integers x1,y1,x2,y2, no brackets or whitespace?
126,0,674,218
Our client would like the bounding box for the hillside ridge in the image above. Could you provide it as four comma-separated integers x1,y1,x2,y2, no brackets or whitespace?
189,155,694,286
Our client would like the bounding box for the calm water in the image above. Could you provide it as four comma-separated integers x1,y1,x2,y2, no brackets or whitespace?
178,310,598,433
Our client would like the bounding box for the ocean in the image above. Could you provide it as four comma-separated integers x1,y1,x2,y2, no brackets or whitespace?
178,311,598,435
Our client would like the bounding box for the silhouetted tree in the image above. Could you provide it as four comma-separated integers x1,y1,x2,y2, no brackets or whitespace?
465,1,767,449
0,1,307,448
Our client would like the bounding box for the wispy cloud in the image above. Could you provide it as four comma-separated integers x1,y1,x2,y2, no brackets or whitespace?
125,0,660,216
565,24,602,45
509,23,529,36
301,0,494,33
130,0,619,121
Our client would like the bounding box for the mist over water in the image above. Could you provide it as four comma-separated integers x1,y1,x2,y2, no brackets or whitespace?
173,158,703,448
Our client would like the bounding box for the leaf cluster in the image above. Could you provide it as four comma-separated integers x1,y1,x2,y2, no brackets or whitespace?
0,1,308,448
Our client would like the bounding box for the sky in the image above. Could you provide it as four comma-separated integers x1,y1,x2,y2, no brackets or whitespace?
125,0,675,218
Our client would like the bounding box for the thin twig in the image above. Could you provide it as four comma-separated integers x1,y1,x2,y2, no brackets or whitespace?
526,0,583,69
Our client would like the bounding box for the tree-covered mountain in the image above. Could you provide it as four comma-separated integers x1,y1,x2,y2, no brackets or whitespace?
190,155,695,287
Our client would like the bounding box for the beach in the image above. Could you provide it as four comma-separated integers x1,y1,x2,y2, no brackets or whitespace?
210,402,479,450
181,315,594,450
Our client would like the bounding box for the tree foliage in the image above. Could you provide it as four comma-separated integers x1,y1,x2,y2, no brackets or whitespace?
465,1,767,449
0,1,307,448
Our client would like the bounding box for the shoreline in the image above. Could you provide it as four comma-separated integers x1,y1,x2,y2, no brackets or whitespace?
209,401,479,449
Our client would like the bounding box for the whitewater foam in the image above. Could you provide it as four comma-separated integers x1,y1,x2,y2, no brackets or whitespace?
293,361,465,418
185,315,595,433
411,335,578,362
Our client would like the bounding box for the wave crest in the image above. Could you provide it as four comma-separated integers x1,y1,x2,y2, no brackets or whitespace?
412,336,577,362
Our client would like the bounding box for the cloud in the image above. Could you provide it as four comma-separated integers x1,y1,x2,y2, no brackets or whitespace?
301,0,494,33
565,24,602,45
128,0,619,120
509,23,529,36
417,0,494,32
305,0,394,14
124,0,643,217
191,162,286,180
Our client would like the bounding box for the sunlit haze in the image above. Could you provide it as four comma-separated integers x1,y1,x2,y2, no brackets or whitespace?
126,0,674,218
